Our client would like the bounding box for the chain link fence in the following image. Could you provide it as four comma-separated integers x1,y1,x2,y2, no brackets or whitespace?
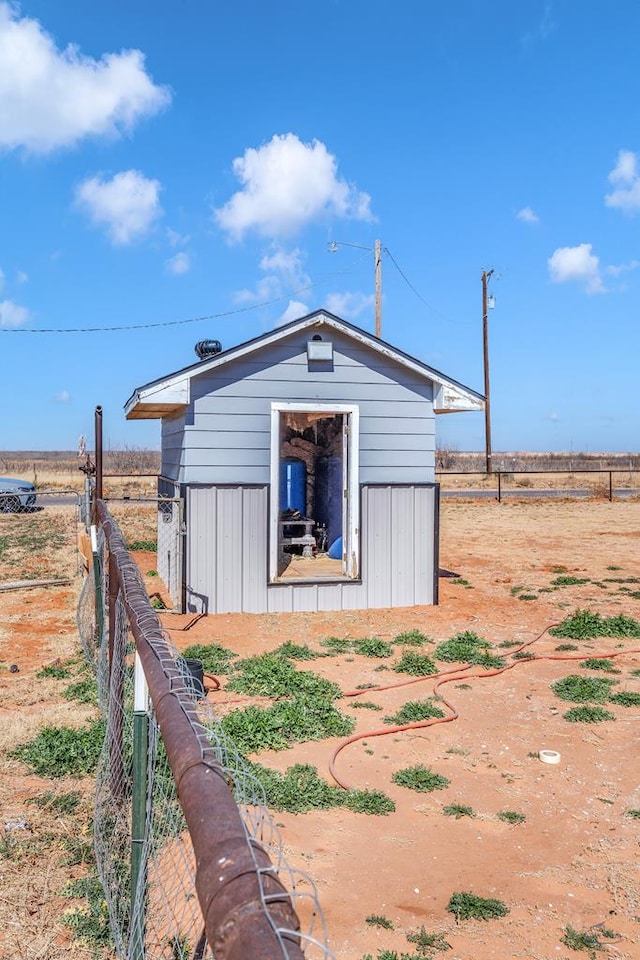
79,501,333,960
0,489,81,589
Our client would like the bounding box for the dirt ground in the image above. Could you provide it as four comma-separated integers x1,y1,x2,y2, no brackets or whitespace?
1,498,640,959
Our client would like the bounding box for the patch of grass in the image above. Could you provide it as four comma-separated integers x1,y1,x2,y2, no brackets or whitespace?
275,641,320,660
446,747,469,755
320,636,353,654
392,764,449,793
580,658,620,673
126,538,157,551
551,674,616,703
222,697,354,753
497,810,526,824
451,577,472,587
498,640,520,649
62,873,112,948
351,700,383,710
249,762,394,815
384,699,445,725
625,809,640,819
555,643,579,651
454,683,471,690
63,676,99,706
11,720,105,777
394,630,431,646
393,651,438,676
564,706,616,723
609,690,640,707
26,790,81,814
606,565,621,571
630,669,640,677
182,642,237,673
365,915,394,929
227,652,341,700
62,835,94,866
406,927,451,954
353,637,394,658
550,575,590,587
35,663,72,679
443,803,474,819
550,609,640,639
512,650,535,660
446,891,509,921
603,576,640,584
434,631,500,667
518,594,538,602
151,596,166,609
561,924,604,955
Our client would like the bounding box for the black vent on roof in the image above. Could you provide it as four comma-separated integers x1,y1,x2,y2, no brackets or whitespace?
195,339,222,360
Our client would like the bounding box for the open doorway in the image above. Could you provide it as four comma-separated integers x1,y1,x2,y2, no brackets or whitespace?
269,403,359,582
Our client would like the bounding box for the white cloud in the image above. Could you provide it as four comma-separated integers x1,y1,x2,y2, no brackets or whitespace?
606,259,640,277
605,150,640,214
75,170,162,245
166,227,190,248
0,2,170,153
16,270,28,284
516,205,539,224
0,299,29,326
54,390,71,403
548,412,560,423
165,251,190,275
234,245,310,305
548,243,605,294
325,291,375,320
214,133,374,241
275,299,309,327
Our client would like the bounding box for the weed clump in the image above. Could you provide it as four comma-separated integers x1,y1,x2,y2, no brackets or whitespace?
354,637,394,658
384,699,445,725
434,632,504,669
550,609,640,639
394,630,431,646
551,674,615,703
580,658,620,673
393,651,438,676
249,762,395,815
320,636,352,654
182,642,237,673
497,810,526,824
563,706,616,723
443,804,474,819
11,721,105,777
446,891,509,921
561,924,606,955
275,641,320,661
392,764,449,793
222,697,354,753
609,691,640,707
365,915,394,929
227,652,340,700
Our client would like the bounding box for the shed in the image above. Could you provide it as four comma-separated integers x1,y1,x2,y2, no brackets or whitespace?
125,310,483,614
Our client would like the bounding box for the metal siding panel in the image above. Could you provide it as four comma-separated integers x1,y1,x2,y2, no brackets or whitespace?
215,488,243,612
364,486,392,607
267,586,295,613
241,487,268,612
391,487,416,607
186,486,216,614
292,584,319,611
340,583,368,609
414,487,434,604
316,584,346,611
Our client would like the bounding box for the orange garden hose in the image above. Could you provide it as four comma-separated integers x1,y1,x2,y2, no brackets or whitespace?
328,624,640,790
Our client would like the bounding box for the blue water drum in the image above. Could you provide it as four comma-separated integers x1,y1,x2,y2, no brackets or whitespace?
314,455,343,548
280,458,306,514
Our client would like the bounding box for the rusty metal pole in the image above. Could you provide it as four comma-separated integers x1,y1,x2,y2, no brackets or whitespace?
482,270,494,475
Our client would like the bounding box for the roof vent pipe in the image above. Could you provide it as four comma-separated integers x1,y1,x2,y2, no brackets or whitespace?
195,339,222,360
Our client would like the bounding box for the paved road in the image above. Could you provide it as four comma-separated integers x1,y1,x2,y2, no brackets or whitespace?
442,487,638,500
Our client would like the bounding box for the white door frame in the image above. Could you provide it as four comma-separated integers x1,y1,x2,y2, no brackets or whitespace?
269,402,360,581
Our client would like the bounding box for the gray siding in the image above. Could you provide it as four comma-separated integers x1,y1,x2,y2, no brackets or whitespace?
172,328,436,486
184,483,436,615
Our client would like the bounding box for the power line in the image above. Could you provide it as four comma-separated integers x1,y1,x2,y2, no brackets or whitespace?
384,247,473,327
0,256,370,334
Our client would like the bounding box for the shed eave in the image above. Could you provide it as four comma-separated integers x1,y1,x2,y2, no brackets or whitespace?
126,402,187,421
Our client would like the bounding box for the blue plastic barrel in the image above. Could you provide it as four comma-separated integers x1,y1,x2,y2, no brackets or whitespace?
314,455,343,547
280,458,306,514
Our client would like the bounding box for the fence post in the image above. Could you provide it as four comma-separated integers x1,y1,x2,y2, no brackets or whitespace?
497,471,502,503
609,471,613,502
130,652,149,960
90,526,104,648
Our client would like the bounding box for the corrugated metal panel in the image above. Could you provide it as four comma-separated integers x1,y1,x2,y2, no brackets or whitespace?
185,483,435,614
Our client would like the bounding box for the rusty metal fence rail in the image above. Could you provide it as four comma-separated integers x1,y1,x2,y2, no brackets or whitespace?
78,500,332,960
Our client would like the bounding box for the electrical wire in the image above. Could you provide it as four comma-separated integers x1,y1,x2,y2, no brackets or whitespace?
0,254,371,335
384,245,474,327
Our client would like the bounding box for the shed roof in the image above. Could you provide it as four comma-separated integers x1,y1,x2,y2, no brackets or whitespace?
124,309,484,420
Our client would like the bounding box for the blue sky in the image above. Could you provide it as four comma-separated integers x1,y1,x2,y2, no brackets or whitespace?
1,0,639,453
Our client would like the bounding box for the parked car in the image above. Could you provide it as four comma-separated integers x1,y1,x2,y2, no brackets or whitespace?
0,476,37,512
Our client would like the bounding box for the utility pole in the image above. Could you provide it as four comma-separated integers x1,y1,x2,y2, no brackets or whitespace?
329,239,382,338
374,239,382,338
482,269,494,475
